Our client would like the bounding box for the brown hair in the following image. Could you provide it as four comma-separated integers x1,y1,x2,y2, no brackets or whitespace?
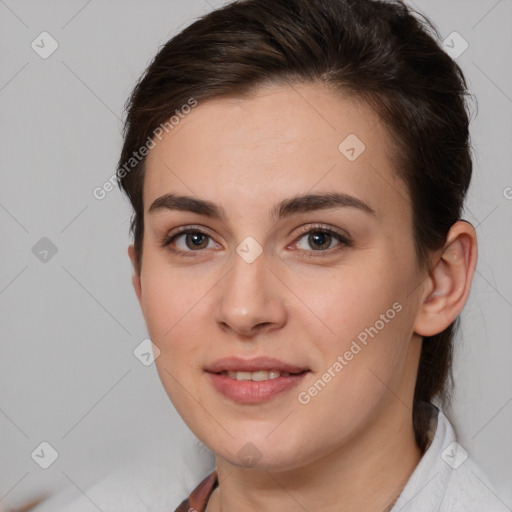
117,0,473,450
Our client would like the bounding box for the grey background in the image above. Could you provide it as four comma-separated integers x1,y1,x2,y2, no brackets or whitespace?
0,0,511,509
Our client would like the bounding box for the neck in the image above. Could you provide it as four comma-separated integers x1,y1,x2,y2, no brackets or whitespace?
208,400,423,512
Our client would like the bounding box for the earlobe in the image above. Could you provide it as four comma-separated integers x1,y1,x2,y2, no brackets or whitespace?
414,221,477,337
128,244,142,305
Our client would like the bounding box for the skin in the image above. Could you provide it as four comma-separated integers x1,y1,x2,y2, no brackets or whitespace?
128,82,477,512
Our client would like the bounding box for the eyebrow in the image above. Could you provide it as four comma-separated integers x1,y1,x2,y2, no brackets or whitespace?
148,192,376,221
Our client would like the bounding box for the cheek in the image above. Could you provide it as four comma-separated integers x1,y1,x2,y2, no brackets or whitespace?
139,276,175,343
314,259,403,339
140,254,204,341
139,279,191,388
293,300,413,451
139,263,217,390
306,257,415,392
140,272,207,412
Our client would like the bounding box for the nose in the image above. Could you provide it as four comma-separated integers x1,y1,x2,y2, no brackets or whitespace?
213,251,287,338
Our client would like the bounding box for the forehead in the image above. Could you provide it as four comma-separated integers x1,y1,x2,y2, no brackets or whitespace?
143,83,410,222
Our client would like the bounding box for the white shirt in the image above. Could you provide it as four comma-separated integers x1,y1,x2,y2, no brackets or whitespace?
390,404,509,511
30,404,508,512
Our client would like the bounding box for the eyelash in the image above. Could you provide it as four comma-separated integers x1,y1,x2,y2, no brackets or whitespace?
160,223,352,258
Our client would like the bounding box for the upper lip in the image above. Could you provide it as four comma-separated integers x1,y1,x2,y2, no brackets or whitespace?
205,356,309,374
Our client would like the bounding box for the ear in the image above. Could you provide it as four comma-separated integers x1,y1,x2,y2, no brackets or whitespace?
128,244,142,306
414,220,477,337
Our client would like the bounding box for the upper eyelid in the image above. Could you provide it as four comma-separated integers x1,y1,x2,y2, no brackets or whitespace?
165,224,348,240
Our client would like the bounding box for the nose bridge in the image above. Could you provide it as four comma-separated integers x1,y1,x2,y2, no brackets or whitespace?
214,245,286,335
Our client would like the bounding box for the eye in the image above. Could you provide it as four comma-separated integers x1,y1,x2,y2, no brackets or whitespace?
161,224,351,258
293,225,351,254
161,228,219,255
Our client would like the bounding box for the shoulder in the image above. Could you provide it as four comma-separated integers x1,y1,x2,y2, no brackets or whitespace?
441,455,507,511
30,438,215,512
393,404,508,512
29,461,188,512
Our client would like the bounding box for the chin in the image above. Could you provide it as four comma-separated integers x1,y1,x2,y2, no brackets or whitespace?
210,434,305,471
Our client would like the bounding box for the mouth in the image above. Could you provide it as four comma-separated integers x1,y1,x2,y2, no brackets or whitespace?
215,369,308,381
205,356,310,403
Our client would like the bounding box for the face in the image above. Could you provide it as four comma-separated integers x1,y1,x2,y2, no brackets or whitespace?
130,83,426,471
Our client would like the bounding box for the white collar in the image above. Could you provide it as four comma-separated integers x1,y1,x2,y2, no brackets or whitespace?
391,402,505,511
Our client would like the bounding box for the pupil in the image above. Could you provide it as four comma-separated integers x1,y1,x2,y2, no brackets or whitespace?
187,233,208,249
309,232,331,250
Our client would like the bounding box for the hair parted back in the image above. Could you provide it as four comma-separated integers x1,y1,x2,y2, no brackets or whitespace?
117,0,473,451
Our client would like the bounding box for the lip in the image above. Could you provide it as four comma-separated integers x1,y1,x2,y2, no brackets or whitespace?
205,356,310,404
207,372,309,404
205,356,308,374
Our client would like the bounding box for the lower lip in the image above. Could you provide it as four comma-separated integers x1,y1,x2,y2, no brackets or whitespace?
207,371,309,404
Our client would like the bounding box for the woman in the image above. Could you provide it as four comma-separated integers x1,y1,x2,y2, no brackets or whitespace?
116,0,503,510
